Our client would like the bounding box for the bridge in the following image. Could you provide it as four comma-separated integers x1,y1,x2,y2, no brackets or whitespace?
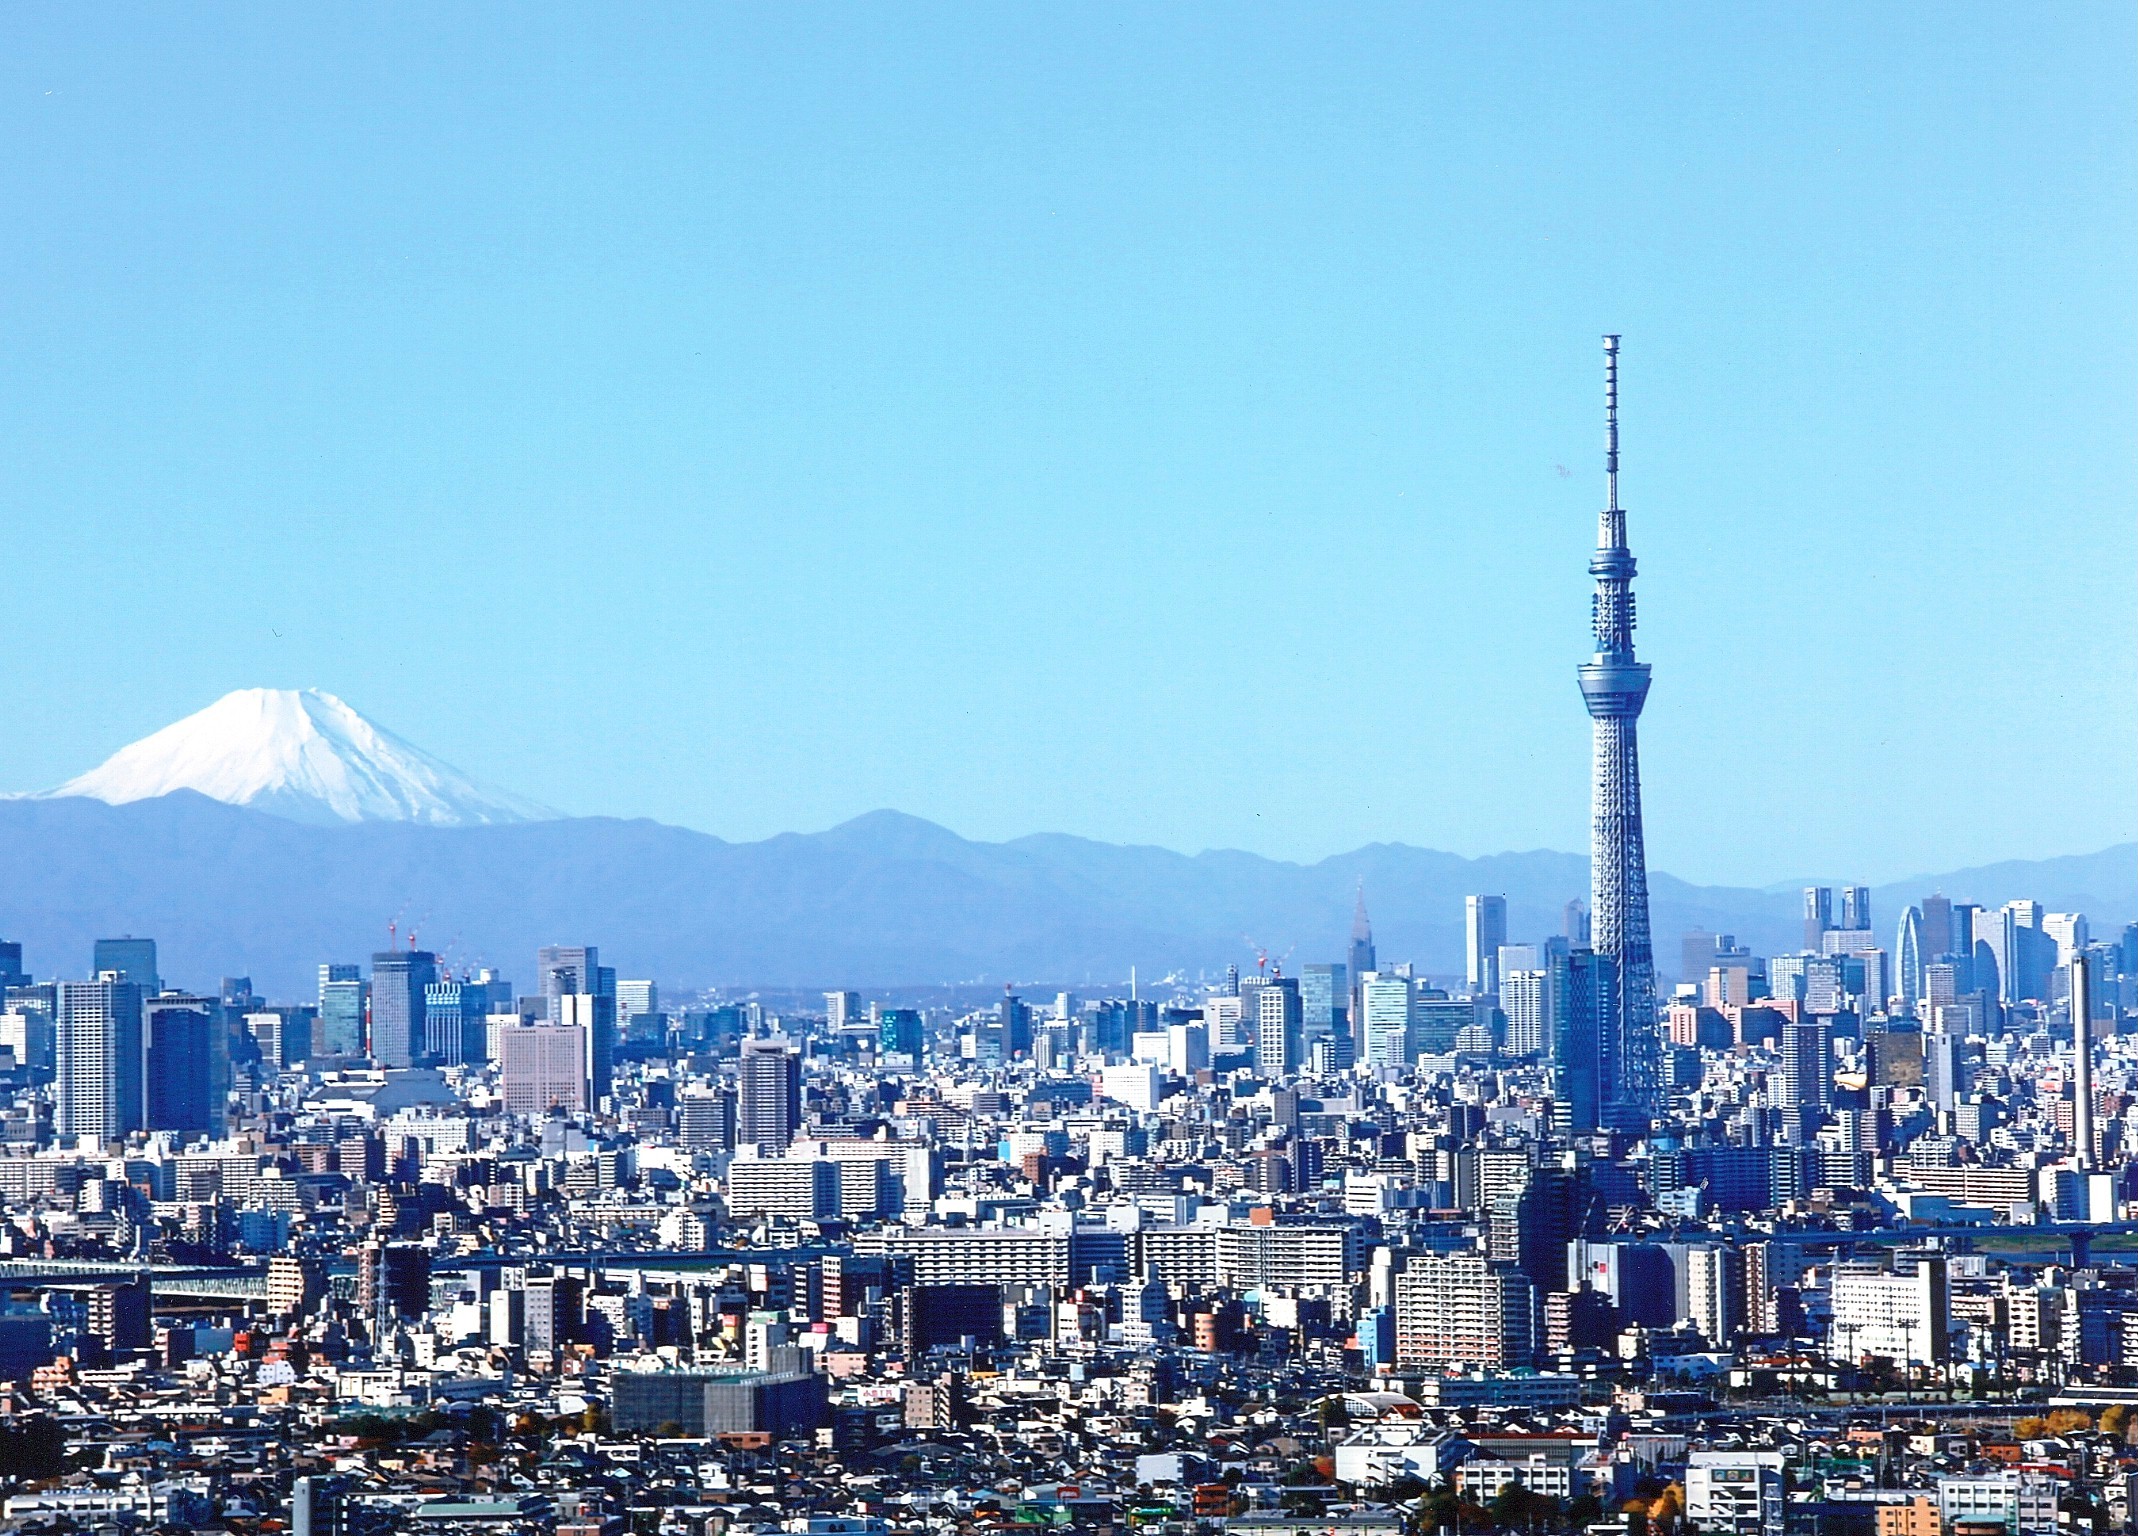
0,1259,269,1300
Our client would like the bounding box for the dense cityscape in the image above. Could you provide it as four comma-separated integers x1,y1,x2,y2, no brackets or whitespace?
0,341,2128,1536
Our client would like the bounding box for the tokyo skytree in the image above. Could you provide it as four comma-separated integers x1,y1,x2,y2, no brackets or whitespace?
1576,335,1661,1132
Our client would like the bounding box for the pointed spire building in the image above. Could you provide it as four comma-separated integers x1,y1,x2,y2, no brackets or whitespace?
1576,335,1661,1133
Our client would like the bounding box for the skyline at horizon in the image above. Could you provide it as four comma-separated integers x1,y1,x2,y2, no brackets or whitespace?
1,7,2131,887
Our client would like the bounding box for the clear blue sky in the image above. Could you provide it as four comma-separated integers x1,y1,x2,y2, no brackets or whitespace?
1,5,2130,886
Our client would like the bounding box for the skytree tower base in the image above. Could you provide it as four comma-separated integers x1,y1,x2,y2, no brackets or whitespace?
1579,335,1661,1133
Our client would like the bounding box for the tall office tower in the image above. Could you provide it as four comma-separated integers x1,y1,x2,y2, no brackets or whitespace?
677,1084,737,1150
537,945,616,1097
2044,913,2088,969
1359,974,1415,1068
1921,893,1953,961
1501,968,1552,1058
824,992,862,1031
92,936,159,996
877,1007,924,1059
617,980,658,1029
1465,895,1508,996
368,950,438,1068
1802,889,1834,953
1780,1020,1833,1119
497,1022,587,1115
1550,947,1615,1134
1348,887,1376,979
1924,1030,1967,1111
998,992,1032,1057
1577,335,1660,1133
1679,929,1716,986
144,993,226,1136
1840,885,1871,933
56,979,144,1141
557,993,616,1101
2071,952,2096,1171
318,962,358,999
1895,906,1926,1011
536,945,600,1008
423,980,491,1066
739,1036,801,1149
1998,902,2056,1005
1254,976,1302,1077
318,969,367,1057
1300,964,1348,1057
0,942,23,989
1563,899,1590,947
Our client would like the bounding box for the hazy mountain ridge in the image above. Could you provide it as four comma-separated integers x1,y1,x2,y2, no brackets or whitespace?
0,793,2127,999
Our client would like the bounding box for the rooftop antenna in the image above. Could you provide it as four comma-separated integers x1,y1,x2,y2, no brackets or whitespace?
1604,332,1621,510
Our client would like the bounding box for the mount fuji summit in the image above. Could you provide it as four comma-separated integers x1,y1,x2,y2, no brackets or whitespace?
43,687,558,827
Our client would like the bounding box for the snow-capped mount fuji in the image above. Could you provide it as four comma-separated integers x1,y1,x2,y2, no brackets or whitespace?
44,688,558,827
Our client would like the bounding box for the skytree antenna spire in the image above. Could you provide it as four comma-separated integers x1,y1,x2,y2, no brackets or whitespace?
1578,333,1660,1133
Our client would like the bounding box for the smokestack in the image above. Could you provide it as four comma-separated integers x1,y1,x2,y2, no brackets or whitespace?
2073,952,2095,1172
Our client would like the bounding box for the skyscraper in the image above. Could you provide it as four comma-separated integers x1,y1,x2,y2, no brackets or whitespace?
57,978,144,1141
1300,964,1348,1059
497,1021,587,1116
1348,886,1376,982
739,1036,801,1149
1465,895,1508,997
1576,335,1659,1133
537,945,616,1099
1254,975,1302,1077
536,944,601,1006
144,993,227,1136
1921,893,1954,960
1895,906,1925,1011
1802,888,1833,953
318,967,367,1058
1550,947,1615,1135
1840,885,1871,933
91,936,159,996
368,950,437,1069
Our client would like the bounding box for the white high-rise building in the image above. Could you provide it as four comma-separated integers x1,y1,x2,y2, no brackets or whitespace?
2044,913,2088,969
57,979,144,1141
1501,969,1553,1058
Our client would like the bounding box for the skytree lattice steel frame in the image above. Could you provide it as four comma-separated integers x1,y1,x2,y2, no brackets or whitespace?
1576,334,1661,1132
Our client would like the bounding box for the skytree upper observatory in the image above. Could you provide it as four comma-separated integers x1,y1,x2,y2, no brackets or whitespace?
1579,335,1662,1132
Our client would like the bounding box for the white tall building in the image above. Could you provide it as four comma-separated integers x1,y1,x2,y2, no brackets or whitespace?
1685,1244,1744,1348
1501,969,1553,1058
2044,913,2088,968
824,991,862,1031
1828,1255,1948,1365
57,979,144,1141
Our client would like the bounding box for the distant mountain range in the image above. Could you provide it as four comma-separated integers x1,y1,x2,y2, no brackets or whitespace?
3,690,2129,998
0,793,2128,1001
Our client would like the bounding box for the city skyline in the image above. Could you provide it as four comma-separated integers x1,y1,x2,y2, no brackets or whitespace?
0,7,2130,885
